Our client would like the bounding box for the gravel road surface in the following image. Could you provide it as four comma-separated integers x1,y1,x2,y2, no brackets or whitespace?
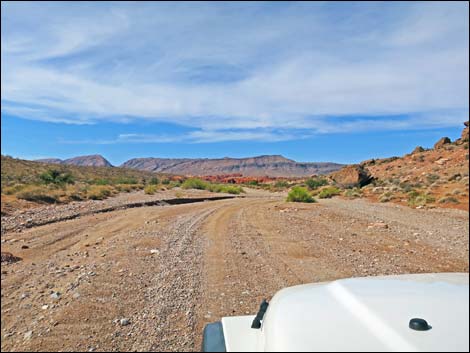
1,189,468,351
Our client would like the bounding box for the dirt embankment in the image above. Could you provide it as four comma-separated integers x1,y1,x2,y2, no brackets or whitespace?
1,189,468,351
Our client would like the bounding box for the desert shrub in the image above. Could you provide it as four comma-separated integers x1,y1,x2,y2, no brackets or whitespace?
129,183,145,191
39,169,74,185
426,174,440,183
219,185,244,194
16,185,60,203
167,181,181,189
86,185,114,200
438,196,459,204
379,191,394,203
93,178,111,185
318,186,341,199
63,184,89,201
115,184,133,192
343,187,362,199
2,184,27,195
148,177,159,185
399,182,415,193
286,186,315,203
247,180,259,186
181,178,209,190
114,177,138,185
274,180,289,188
390,178,401,186
144,185,158,195
306,178,328,190
407,190,435,207
448,174,462,182
161,178,171,185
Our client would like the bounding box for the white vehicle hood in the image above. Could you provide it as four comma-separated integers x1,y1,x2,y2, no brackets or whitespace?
222,273,469,352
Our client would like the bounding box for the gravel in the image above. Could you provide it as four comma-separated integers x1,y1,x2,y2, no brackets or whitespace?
1,191,467,352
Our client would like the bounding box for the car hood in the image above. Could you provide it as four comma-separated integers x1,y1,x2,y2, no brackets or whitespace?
222,273,469,352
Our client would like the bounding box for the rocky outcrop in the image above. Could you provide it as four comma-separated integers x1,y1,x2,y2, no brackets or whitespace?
461,121,469,142
412,146,425,154
330,164,373,188
434,137,451,149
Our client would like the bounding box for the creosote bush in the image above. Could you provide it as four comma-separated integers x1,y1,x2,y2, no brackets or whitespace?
286,186,316,203
305,177,328,190
144,185,158,195
318,186,341,199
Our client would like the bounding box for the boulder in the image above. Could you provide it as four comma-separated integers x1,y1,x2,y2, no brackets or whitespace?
433,137,451,149
330,164,373,188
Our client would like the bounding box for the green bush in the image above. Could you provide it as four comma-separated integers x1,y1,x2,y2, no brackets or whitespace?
286,186,316,203
247,180,259,186
39,169,74,185
161,178,171,185
407,190,435,207
274,180,289,188
148,177,160,185
114,177,138,185
181,178,209,190
306,178,328,190
219,185,244,194
93,178,111,185
318,186,341,199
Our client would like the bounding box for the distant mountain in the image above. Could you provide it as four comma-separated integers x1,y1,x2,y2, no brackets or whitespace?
36,154,113,167
35,158,63,165
121,155,343,177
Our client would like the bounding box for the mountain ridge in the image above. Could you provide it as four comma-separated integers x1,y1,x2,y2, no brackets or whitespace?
35,154,343,177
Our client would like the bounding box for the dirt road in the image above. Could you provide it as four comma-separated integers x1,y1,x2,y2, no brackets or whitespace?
1,189,468,351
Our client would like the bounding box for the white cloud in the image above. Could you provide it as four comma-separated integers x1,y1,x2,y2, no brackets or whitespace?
1,2,468,141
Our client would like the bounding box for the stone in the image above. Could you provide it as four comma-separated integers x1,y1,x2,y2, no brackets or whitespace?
1,252,22,264
330,164,373,188
368,222,389,229
120,318,130,326
24,331,33,340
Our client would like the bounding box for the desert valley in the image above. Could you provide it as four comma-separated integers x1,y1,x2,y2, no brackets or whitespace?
1,122,468,351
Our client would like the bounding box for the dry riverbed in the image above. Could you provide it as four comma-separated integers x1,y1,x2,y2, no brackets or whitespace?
1,188,468,351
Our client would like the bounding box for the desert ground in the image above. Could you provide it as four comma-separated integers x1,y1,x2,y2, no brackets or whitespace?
1,188,469,352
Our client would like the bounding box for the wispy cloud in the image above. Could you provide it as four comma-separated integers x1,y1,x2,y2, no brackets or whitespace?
60,128,310,144
1,2,468,142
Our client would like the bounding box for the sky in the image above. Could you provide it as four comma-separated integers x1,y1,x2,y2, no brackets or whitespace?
1,1,469,165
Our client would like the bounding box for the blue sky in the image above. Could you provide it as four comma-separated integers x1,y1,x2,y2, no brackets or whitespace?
1,1,469,165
